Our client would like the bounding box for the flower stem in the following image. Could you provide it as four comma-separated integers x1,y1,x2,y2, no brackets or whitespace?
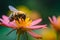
17,33,20,40
25,32,28,40
22,32,28,40
16,29,22,40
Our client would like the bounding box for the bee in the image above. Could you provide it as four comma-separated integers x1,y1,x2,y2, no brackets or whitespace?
8,5,26,21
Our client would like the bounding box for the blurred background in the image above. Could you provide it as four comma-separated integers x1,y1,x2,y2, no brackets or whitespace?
0,0,60,40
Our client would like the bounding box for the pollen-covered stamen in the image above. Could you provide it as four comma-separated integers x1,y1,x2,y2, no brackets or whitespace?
15,18,32,30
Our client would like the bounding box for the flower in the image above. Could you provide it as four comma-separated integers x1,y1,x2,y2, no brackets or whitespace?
48,16,60,31
0,15,47,39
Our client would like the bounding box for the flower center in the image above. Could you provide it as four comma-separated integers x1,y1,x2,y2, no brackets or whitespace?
15,18,32,29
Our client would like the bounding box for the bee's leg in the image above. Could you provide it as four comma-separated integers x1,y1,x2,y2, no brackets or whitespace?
9,17,14,22
15,15,20,23
22,15,26,20
9,13,14,22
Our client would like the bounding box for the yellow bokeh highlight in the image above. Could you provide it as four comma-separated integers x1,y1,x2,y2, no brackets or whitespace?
41,28,57,40
30,11,41,20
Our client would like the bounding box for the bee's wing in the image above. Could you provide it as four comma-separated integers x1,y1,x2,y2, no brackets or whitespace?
8,5,18,12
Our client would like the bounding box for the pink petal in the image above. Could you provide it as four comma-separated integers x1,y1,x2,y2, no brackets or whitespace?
9,21,17,29
52,16,57,23
26,25,47,30
0,18,16,29
0,18,9,26
27,30,42,39
2,15,9,22
48,17,54,24
0,18,8,24
31,19,42,26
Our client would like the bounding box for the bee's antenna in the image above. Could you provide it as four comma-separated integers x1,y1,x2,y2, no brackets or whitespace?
8,5,18,12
